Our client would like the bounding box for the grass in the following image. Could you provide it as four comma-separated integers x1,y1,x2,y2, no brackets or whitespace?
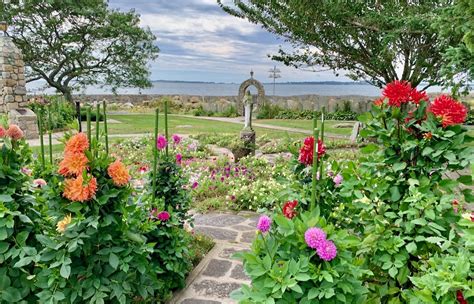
255,119,354,135
104,114,307,140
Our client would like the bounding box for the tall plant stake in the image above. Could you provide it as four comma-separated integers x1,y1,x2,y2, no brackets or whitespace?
37,111,45,169
95,103,100,154
48,105,53,164
103,100,109,154
319,106,325,178
164,99,169,157
86,106,92,148
152,108,159,202
310,111,319,211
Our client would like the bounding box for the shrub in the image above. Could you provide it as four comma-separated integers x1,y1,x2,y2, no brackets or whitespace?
28,96,76,130
79,108,104,122
0,126,42,303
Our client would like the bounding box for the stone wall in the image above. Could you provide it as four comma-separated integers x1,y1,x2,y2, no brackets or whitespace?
0,36,27,113
71,94,375,113
8,108,38,139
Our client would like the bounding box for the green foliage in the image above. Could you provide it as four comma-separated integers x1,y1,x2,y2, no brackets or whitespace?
0,136,42,303
193,105,239,118
231,209,368,303
256,104,357,121
28,96,76,130
79,108,105,122
219,1,456,89
7,0,159,101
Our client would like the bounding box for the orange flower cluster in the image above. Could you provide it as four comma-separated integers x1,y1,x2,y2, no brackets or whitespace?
63,175,98,202
59,133,90,178
107,160,130,187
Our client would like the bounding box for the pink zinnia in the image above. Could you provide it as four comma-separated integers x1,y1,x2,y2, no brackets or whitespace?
172,134,181,145
176,153,182,164
33,178,47,188
157,211,170,222
257,215,272,233
304,227,326,249
317,240,337,261
333,174,343,187
157,135,168,150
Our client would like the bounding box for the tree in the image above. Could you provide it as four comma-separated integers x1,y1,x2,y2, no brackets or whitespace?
436,0,473,95
5,0,159,102
218,0,461,90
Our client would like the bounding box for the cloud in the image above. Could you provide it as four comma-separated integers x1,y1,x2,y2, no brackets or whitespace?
108,0,347,82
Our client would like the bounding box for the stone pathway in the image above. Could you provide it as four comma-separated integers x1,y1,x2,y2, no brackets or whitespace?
170,212,258,304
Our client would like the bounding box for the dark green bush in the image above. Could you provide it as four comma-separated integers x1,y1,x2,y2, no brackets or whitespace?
79,108,104,122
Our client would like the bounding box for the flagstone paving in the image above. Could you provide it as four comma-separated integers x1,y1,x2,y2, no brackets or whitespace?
170,212,258,304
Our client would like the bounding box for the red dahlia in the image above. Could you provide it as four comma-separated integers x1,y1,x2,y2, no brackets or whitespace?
410,88,429,104
283,200,298,219
383,80,413,107
456,290,468,304
298,136,325,166
428,95,467,127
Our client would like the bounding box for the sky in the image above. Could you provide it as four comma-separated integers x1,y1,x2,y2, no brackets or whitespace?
108,0,348,83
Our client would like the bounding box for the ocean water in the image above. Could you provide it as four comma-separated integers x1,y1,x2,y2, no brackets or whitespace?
74,82,449,97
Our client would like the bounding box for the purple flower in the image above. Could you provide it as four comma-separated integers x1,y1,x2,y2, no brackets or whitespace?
333,174,343,187
191,181,199,189
304,227,326,249
317,240,337,261
172,134,181,145
257,215,272,233
157,135,168,150
176,153,182,164
157,211,170,222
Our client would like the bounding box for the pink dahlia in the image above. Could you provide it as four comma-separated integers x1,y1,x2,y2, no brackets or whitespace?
257,215,272,233
304,227,326,249
333,174,343,187
157,211,170,222
172,134,182,145
176,153,182,165
0,126,6,138
317,240,338,261
156,135,168,150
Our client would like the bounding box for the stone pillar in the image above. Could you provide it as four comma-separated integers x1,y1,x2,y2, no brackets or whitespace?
0,35,38,139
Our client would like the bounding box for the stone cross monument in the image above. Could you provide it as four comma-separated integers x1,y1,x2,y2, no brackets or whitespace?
0,4,38,139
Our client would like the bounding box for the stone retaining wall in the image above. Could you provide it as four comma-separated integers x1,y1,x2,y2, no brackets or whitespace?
70,94,375,113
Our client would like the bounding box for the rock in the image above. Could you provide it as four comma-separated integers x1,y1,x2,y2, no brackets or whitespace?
333,123,355,128
122,102,134,109
202,259,232,278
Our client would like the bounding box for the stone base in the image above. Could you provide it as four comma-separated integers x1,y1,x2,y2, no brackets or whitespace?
233,129,256,162
8,108,39,139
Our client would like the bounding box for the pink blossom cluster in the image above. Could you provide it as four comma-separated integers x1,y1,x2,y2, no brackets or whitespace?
304,227,337,261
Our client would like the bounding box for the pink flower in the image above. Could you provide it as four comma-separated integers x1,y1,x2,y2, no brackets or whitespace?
257,215,272,233
157,211,170,222
333,174,343,187
0,127,5,138
156,135,168,150
304,227,326,249
191,181,199,189
172,134,181,145
33,178,47,188
317,240,337,261
138,165,149,174
21,167,32,176
176,153,182,165
6,124,24,141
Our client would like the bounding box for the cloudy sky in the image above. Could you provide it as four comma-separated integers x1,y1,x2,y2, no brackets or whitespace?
108,0,347,83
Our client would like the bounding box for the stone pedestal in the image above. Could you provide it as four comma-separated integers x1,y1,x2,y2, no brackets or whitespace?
8,108,39,139
233,129,255,162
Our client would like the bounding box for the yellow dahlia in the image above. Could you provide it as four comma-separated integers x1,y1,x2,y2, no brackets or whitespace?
56,214,72,233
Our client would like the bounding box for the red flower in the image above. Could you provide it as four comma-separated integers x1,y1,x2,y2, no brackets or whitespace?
410,88,429,104
373,97,385,107
383,80,413,107
283,200,298,219
422,132,432,140
298,137,325,166
457,290,468,304
428,95,467,127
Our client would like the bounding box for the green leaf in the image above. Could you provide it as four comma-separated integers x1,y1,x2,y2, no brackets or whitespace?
457,175,473,185
388,266,398,278
421,147,434,156
0,195,13,203
109,253,119,270
393,162,407,172
425,237,445,244
60,264,71,279
390,186,401,202
308,288,319,300
406,242,417,254
2,287,22,302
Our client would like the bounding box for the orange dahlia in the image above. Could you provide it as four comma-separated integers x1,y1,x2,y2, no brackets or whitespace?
65,133,89,154
58,152,89,177
428,95,467,128
63,175,97,202
107,160,131,187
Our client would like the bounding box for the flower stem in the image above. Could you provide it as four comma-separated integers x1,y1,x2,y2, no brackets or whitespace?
87,107,91,148
95,102,100,156
152,108,159,202
311,111,319,211
37,110,45,169
164,99,169,157
48,106,53,165
319,107,325,178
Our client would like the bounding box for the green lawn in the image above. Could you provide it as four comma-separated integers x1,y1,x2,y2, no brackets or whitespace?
105,114,306,140
255,119,354,135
